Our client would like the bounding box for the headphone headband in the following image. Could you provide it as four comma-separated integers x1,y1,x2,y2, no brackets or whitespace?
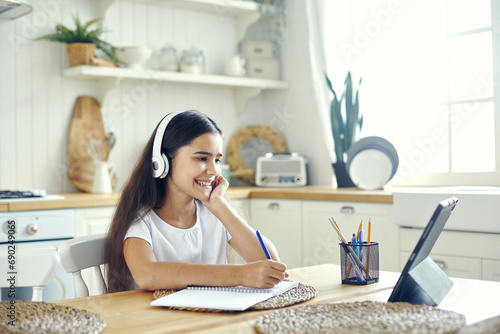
151,112,179,178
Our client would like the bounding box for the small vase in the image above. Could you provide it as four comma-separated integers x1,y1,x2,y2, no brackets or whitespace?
332,162,356,188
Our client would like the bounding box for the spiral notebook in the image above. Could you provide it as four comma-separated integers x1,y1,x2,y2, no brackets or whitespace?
150,281,298,311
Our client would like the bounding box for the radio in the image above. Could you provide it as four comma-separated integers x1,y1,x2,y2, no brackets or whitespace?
255,153,308,187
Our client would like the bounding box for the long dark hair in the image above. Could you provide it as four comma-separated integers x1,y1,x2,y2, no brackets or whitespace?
104,110,222,292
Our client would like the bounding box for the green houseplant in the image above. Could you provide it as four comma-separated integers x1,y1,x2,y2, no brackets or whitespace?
325,72,363,187
255,0,286,58
36,15,116,67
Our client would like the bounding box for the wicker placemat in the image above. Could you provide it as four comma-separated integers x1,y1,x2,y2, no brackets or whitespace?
152,282,317,312
254,301,466,334
0,300,106,334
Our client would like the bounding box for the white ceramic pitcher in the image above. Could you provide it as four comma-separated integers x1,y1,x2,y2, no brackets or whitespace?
224,54,246,76
92,161,115,194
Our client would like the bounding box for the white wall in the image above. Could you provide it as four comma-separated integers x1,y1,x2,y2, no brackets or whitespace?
0,0,333,193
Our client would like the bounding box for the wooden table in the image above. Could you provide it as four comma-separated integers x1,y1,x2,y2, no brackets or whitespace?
54,264,500,333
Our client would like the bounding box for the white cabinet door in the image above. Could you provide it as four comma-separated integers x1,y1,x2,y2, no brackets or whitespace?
400,251,482,280
74,207,116,296
301,201,398,271
400,228,500,280
482,260,500,282
249,199,302,269
74,207,116,237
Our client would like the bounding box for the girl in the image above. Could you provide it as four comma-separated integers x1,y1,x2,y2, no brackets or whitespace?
104,110,287,293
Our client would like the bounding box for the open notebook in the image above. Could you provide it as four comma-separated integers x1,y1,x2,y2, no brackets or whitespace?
150,281,298,311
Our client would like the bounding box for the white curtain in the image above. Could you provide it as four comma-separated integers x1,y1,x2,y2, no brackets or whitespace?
303,0,334,164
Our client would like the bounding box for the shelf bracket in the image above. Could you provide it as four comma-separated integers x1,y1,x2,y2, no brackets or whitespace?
235,87,261,115
235,11,260,42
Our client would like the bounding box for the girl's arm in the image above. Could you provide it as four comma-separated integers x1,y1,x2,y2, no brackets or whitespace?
123,237,286,291
201,175,282,263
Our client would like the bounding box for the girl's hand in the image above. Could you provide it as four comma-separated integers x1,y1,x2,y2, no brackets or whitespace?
239,260,288,289
201,174,228,210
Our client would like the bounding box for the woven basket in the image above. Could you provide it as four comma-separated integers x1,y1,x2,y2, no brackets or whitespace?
0,300,106,334
67,43,96,67
254,301,466,334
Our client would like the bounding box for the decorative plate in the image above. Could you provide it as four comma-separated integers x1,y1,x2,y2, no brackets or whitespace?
347,136,399,189
348,148,393,190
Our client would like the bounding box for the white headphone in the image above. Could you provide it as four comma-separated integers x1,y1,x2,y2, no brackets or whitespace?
151,112,179,178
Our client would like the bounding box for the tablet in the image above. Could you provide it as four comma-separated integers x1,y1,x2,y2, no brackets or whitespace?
388,196,458,306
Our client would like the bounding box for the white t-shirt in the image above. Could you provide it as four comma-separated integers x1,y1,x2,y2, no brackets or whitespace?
124,199,231,290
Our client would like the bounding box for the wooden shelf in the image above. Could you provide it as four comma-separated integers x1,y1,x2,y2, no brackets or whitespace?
98,0,271,41
63,65,288,114
125,0,262,15
63,65,287,89
90,0,282,113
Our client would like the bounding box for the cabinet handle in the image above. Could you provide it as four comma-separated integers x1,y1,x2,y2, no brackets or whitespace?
26,223,38,235
340,206,355,214
267,202,280,210
435,259,448,270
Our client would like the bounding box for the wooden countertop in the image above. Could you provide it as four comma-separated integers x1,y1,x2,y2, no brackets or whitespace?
0,186,392,212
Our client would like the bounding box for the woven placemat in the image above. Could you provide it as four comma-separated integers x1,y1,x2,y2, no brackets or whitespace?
254,301,466,334
0,300,106,334
152,282,317,312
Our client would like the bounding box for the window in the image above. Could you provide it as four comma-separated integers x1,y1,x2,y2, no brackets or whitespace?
324,0,500,186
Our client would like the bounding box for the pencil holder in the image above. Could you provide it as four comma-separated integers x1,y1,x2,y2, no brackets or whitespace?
339,242,379,285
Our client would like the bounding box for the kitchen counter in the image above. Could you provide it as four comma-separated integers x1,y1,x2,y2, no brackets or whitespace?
0,186,392,212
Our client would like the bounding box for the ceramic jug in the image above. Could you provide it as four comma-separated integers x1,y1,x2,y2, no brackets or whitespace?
92,161,115,194
225,54,246,76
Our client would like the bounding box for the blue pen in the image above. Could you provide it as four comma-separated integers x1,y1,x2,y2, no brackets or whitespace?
351,233,361,282
256,230,272,259
352,233,358,256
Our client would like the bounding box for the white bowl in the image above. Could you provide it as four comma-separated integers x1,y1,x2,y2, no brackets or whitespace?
116,46,152,70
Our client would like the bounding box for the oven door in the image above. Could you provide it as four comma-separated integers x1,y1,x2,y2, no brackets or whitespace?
0,240,75,301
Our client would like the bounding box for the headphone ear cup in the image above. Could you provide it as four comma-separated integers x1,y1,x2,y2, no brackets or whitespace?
159,153,169,179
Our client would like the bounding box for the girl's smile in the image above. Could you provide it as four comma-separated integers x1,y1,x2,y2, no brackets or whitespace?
168,132,223,201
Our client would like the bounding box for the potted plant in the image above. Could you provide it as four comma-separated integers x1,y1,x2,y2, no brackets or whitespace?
35,15,116,67
255,0,286,58
325,72,363,187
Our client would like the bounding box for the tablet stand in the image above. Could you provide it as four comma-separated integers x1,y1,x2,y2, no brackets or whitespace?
390,256,453,306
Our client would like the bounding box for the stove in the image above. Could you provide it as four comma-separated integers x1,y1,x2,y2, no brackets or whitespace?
0,190,44,200
0,209,75,301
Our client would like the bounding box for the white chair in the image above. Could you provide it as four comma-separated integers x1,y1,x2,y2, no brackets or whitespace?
0,248,61,301
57,233,107,298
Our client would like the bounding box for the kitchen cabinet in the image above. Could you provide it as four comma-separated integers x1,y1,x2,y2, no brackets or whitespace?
74,206,115,296
400,251,482,279
483,260,500,281
246,198,397,271
301,201,398,272
399,228,500,281
249,199,303,268
74,207,115,237
64,0,288,114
